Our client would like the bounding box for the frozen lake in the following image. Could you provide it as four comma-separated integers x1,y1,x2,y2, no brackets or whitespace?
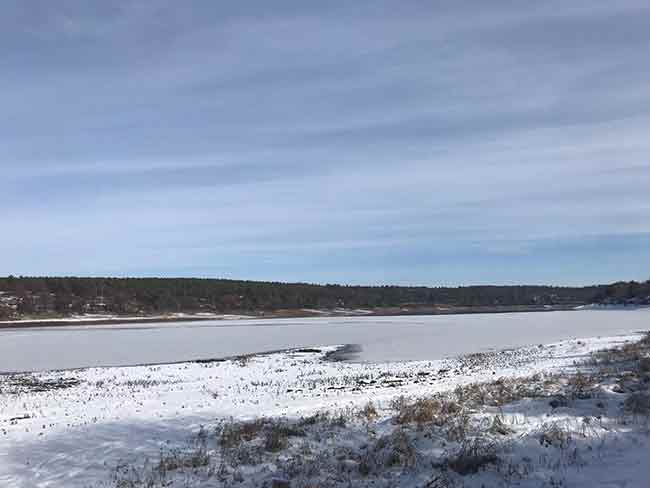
0,309,648,372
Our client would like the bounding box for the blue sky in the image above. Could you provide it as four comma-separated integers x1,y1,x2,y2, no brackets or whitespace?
2,1,649,286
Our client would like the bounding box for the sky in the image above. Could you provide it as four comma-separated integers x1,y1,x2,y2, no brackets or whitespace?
2,1,650,286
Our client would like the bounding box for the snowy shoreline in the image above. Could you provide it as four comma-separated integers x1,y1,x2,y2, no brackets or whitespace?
1,331,648,486
0,304,599,330
0,313,256,329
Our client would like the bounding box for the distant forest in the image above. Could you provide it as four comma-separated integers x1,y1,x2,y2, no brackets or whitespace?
0,276,648,319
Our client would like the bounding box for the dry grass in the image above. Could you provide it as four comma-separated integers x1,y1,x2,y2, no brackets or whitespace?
488,415,514,436
218,418,304,451
566,371,599,400
624,392,650,415
590,332,650,368
538,422,573,449
358,401,379,424
219,419,265,448
446,437,498,475
390,395,461,427
453,374,559,407
359,427,419,475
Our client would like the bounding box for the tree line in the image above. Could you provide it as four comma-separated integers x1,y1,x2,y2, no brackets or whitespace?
593,280,650,305
3,276,646,318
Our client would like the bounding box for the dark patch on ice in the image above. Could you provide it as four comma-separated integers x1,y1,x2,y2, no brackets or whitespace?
192,346,324,365
324,344,362,362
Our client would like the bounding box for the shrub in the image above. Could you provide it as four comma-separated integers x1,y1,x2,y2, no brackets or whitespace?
219,419,265,448
567,372,597,400
639,357,650,373
447,437,498,475
264,424,288,452
624,392,650,415
539,422,572,449
488,415,514,436
358,401,379,423
360,428,418,474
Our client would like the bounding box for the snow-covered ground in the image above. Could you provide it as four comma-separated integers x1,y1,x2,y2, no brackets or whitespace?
1,331,648,487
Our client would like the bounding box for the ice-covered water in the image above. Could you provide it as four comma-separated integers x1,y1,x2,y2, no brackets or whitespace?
0,309,647,372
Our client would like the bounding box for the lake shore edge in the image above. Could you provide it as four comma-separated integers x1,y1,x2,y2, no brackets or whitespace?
0,304,583,329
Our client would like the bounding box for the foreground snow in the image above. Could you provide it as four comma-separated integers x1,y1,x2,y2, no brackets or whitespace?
0,332,647,487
